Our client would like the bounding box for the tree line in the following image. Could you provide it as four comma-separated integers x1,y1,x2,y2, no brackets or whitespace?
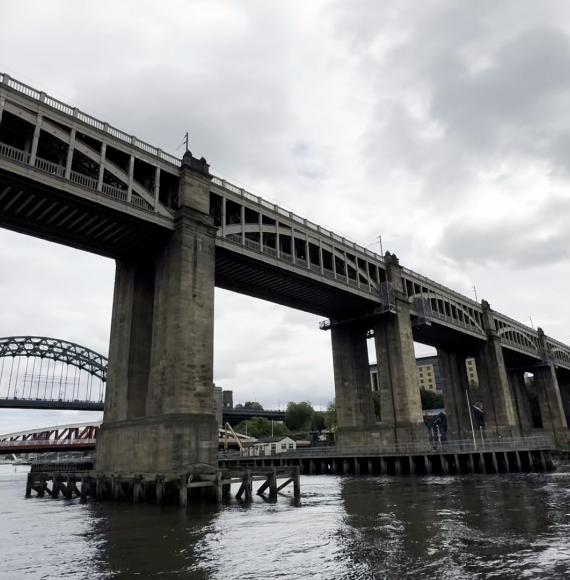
234,389,446,439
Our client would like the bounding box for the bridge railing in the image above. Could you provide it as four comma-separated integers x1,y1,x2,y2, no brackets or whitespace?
211,175,386,267
219,435,553,459
0,72,180,167
0,438,96,448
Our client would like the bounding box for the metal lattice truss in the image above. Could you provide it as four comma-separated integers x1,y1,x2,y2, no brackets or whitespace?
0,336,107,381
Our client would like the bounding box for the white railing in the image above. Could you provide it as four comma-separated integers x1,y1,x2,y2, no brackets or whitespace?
102,183,127,202
211,175,386,268
0,141,30,164
69,170,98,190
0,141,159,213
34,157,65,177
0,72,180,168
131,195,152,210
222,228,375,295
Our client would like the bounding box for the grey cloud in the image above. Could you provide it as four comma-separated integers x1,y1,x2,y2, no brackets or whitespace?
438,197,570,268
331,1,570,205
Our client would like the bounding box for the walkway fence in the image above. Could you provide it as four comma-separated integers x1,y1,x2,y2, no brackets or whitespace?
219,435,553,460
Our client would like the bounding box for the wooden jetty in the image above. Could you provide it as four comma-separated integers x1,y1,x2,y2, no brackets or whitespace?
25,463,300,506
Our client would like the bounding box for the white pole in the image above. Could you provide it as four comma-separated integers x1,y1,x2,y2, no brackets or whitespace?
465,388,477,449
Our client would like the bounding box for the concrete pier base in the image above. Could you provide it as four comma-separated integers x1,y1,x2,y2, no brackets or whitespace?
96,152,219,475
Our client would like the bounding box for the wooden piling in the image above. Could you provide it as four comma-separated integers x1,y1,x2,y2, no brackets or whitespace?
179,474,188,507
293,466,300,499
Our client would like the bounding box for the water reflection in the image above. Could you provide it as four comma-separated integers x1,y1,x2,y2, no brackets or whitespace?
338,474,570,579
3,467,570,579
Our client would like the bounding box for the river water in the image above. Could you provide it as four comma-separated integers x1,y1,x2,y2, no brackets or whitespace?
2,465,570,579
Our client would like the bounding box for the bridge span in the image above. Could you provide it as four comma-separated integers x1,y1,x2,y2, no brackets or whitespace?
0,421,256,455
1,73,569,478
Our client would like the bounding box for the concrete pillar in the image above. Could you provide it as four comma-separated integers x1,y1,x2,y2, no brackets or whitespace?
373,254,426,448
555,370,570,428
475,301,518,437
331,321,376,448
96,152,219,474
507,370,534,434
437,347,473,438
535,364,568,446
533,327,568,448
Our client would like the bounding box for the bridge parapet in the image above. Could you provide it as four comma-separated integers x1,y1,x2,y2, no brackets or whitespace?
401,267,485,337
546,336,570,368
492,311,541,358
211,175,389,303
0,73,179,220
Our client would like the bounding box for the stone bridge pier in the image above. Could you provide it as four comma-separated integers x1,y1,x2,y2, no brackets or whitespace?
533,329,569,447
333,254,427,451
436,347,474,439
96,152,219,473
473,301,519,438
507,369,534,434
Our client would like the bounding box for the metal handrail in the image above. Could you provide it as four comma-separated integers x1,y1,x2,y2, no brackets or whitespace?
219,435,554,459
0,438,96,447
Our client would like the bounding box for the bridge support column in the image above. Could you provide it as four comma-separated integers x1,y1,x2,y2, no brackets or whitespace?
372,254,427,449
535,367,568,447
475,301,518,437
557,372,570,427
96,152,219,474
331,321,376,449
534,328,569,448
437,348,473,439
507,370,534,435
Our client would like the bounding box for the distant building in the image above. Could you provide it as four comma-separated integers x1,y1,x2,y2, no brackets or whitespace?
246,436,296,456
416,355,440,392
370,355,478,394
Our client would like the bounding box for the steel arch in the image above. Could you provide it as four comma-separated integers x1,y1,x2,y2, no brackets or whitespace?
0,336,107,381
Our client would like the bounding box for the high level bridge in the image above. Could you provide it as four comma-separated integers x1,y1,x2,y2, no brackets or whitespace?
0,73,569,476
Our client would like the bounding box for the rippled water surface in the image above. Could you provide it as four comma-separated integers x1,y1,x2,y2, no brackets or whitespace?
2,465,570,579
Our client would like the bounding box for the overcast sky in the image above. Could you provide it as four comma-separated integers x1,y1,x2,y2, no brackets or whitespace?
1,0,570,433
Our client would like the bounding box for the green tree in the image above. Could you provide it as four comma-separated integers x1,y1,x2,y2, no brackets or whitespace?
325,400,337,430
234,416,287,438
311,411,326,431
420,388,444,410
285,401,314,431
235,401,264,410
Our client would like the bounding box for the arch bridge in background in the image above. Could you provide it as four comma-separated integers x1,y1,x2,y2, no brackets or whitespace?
0,336,107,409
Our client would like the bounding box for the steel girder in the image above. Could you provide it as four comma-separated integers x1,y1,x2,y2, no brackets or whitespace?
0,336,107,381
